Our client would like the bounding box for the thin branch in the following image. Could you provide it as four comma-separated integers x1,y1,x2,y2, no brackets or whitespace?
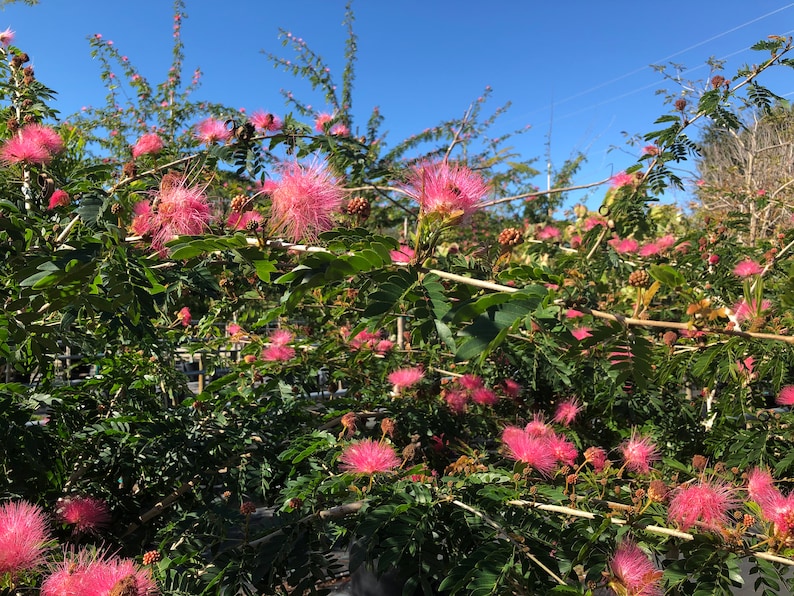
480,177,612,208
450,499,568,585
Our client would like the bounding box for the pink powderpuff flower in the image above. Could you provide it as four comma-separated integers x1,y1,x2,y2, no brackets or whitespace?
1,123,64,165
536,224,560,241
226,210,263,231
553,397,582,426
250,110,282,132
375,339,394,354
150,174,212,253
547,432,578,466
747,468,786,516
269,329,293,346
656,234,677,252
389,245,415,263
639,242,660,257
42,549,159,596
444,390,469,414
0,27,14,46
261,344,295,362
349,329,380,350
501,379,522,398
583,216,607,231
314,112,333,132
195,117,232,144
48,189,70,210
570,234,582,249
776,385,794,407
339,439,401,475
571,327,592,341
131,133,164,158
620,431,659,474
565,309,585,319
0,500,50,576
524,413,551,437
608,236,639,254
667,479,738,532
388,367,424,393
330,123,349,136
129,200,154,237
458,374,483,392
471,387,498,406
610,171,637,189
607,540,663,596
501,426,556,476
56,496,111,535
733,259,763,278
178,307,191,327
732,298,771,324
401,160,489,218
269,159,344,243
584,446,608,472
227,323,242,336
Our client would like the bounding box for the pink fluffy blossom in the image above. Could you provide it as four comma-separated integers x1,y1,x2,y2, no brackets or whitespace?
41,548,159,596
178,307,191,327
388,367,424,393
656,234,677,251
733,259,763,278
471,386,499,406
619,431,659,475
547,432,578,466
777,385,794,406
339,439,401,475
261,344,295,362
565,309,585,319
269,329,293,346
131,133,164,158
501,426,556,476
250,110,282,132
0,500,50,576
149,175,212,253
608,236,639,254
129,200,154,237
1,123,64,165
732,298,771,324
607,540,663,596
269,159,344,242
746,467,794,539
458,374,483,391
48,189,70,210
501,379,522,398
553,397,582,426
444,390,469,414
536,224,560,241
667,479,737,531
639,242,660,257
195,117,232,144
314,112,333,132
401,160,489,218
389,245,415,263
583,216,607,231
330,123,349,136
56,496,111,535
0,27,14,46
524,413,551,437
610,171,637,188
571,327,592,341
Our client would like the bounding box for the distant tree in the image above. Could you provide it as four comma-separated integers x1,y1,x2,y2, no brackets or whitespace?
695,102,794,241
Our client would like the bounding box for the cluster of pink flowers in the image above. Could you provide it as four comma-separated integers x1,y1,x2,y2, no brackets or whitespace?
261,329,295,362
345,328,393,354
401,160,489,218
747,467,794,542
338,439,401,475
608,236,640,254
41,547,159,596
443,374,499,413
0,123,64,166
268,159,344,243
638,234,677,257
130,174,212,254
501,416,579,475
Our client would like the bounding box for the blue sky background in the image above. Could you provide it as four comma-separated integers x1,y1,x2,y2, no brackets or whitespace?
2,1,794,212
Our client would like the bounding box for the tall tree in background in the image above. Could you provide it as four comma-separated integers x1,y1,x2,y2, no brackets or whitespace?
696,101,794,241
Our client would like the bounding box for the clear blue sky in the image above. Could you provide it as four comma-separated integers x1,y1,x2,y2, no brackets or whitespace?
3,1,793,211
